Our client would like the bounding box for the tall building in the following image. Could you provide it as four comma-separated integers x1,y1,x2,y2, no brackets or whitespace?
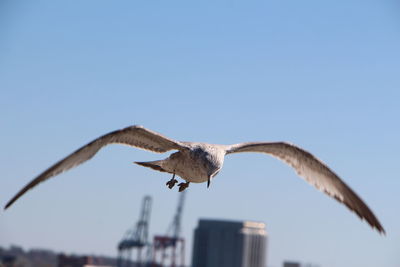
191,219,267,267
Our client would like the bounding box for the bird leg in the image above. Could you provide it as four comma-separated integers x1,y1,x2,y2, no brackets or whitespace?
166,173,178,189
178,182,190,192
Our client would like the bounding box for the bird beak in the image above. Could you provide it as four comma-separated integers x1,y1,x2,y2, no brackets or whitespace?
207,177,211,188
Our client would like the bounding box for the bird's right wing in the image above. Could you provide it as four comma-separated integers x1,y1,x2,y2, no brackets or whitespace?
226,142,385,234
5,125,186,209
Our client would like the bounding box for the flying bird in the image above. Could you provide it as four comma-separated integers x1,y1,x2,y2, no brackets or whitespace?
4,125,385,234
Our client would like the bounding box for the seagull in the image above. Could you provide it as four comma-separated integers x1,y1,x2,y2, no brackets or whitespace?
4,125,385,234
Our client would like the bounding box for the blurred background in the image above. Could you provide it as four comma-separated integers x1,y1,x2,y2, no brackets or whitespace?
0,0,399,267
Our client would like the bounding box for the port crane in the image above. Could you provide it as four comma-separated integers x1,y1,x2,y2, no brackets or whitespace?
117,195,152,267
152,191,186,267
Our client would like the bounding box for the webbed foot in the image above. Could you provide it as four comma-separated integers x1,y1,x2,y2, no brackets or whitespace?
166,179,178,189
178,182,190,192
166,173,178,189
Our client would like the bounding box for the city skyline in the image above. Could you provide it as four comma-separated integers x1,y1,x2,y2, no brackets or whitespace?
1,1,399,267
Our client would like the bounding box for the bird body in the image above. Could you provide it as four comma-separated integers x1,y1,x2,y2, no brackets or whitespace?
137,143,226,184
4,125,385,234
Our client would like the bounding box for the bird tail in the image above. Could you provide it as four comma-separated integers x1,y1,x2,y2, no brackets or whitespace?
134,160,170,173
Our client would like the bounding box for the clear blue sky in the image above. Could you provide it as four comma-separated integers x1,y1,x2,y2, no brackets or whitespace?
1,1,399,266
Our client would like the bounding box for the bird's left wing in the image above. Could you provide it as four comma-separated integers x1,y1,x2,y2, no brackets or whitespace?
225,142,385,234
5,125,186,209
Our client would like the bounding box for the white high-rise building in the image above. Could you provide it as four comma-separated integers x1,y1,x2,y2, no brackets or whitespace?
191,219,268,267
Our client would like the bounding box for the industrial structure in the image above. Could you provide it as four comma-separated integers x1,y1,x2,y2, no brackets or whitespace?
191,219,268,267
117,192,186,267
117,196,152,267
152,191,186,267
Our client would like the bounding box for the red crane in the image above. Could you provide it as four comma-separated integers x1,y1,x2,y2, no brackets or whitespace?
152,191,186,267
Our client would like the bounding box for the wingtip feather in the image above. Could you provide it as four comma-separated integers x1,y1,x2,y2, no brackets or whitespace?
4,199,14,210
